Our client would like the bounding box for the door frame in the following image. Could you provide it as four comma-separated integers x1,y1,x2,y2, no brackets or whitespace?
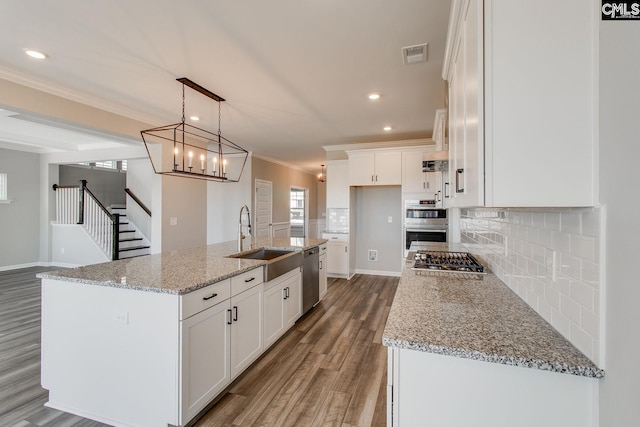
289,186,309,238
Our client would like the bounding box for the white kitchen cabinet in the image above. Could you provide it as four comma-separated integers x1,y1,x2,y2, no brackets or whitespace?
263,268,302,348
229,283,263,379
446,0,484,208
326,241,348,278
180,299,231,423
387,347,598,427
444,0,596,207
326,160,349,208
319,244,327,299
402,150,447,206
348,150,401,186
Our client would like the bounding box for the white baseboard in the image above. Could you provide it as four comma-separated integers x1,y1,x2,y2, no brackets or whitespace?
354,269,402,277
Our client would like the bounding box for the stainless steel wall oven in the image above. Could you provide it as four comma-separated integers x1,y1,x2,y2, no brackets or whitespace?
403,200,448,255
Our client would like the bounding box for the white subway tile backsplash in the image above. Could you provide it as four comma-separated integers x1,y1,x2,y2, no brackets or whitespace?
560,294,581,324
570,281,595,311
581,307,600,338
571,235,595,261
461,207,602,366
544,211,561,231
570,323,594,358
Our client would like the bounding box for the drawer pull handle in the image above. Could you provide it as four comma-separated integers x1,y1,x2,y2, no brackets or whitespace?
233,306,238,322
227,309,232,325
202,293,218,301
244,277,256,283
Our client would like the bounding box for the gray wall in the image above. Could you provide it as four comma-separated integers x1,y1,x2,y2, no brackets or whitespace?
0,148,40,268
353,186,402,273
598,16,640,426
59,164,126,207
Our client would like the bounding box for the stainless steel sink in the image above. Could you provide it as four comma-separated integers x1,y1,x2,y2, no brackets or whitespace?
227,248,303,281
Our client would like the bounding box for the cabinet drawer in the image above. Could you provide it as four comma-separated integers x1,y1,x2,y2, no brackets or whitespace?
319,244,327,255
180,279,231,320
231,267,264,296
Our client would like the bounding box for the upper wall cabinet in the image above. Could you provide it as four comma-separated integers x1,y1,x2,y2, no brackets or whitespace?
347,150,401,186
326,160,349,209
443,0,596,207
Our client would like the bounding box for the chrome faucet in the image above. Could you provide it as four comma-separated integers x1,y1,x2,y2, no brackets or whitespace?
238,204,252,251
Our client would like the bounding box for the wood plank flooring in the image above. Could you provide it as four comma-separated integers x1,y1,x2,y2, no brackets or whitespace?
0,268,397,427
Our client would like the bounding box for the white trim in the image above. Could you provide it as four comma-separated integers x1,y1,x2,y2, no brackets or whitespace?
354,269,402,277
0,66,165,127
251,153,316,176
323,138,432,152
0,200,13,204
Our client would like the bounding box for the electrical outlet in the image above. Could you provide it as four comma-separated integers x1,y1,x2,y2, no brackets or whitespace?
60,247,65,254
545,249,557,282
388,216,393,223
368,250,377,261
170,217,178,226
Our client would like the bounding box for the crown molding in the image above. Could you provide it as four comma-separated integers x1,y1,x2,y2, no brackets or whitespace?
251,153,316,176
0,67,165,127
323,138,433,152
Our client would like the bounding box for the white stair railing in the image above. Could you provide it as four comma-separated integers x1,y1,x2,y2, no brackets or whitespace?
54,181,120,260
54,185,80,224
83,191,115,259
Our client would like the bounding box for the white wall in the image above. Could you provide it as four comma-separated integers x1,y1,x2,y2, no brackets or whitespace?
598,13,640,426
0,148,41,269
353,186,403,275
207,156,252,244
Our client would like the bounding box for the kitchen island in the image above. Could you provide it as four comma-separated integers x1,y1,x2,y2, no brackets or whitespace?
383,243,603,427
38,237,326,427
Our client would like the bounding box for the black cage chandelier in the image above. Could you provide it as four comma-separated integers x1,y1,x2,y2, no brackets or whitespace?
141,78,249,182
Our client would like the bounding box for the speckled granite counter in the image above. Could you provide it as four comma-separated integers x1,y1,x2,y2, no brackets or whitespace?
382,243,604,379
37,237,326,294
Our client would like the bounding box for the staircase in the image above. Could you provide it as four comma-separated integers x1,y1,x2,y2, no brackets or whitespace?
110,205,151,259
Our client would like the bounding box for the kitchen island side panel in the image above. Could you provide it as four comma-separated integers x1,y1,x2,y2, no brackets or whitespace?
41,279,180,427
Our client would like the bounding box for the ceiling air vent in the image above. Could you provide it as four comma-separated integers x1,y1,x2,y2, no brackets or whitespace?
402,43,428,65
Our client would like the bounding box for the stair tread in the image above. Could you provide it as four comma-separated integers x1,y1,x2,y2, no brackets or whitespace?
119,237,143,242
119,245,151,252
119,253,151,259
119,229,136,233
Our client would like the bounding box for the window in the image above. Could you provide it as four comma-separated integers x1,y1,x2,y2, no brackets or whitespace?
76,160,127,171
0,173,7,201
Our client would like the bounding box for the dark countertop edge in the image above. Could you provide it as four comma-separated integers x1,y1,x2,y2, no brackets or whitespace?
382,337,605,379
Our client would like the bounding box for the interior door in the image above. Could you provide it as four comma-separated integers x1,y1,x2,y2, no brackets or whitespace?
254,179,272,237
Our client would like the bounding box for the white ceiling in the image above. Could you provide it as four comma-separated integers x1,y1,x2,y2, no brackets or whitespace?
0,0,450,173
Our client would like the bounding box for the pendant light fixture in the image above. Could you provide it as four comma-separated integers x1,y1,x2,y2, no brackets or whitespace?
317,164,326,183
141,78,248,182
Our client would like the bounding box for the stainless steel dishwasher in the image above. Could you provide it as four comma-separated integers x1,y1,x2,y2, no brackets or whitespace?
302,246,320,314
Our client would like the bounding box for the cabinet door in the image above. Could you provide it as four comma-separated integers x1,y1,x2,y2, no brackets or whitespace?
319,253,328,299
230,285,263,378
180,301,231,423
374,152,402,185
326,161,350,208
283,272,302,326
263,283,285,348
327,241,348,276
348,152,375,185
402,151,426,193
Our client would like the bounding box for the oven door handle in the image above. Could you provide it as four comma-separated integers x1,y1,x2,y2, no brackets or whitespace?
405,229,448,233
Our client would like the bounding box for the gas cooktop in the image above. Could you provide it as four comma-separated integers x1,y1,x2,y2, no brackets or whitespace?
411,251,486,275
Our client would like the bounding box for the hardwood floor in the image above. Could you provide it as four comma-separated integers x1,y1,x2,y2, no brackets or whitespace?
0,268,397,427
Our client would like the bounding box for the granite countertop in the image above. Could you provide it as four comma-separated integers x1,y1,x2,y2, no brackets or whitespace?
383,243,604,379
37,237,327,295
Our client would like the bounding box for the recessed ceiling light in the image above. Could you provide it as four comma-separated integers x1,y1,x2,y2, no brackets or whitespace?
383,126,392,131
368,93,381,100
25,49,48,60
190,116,200,121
